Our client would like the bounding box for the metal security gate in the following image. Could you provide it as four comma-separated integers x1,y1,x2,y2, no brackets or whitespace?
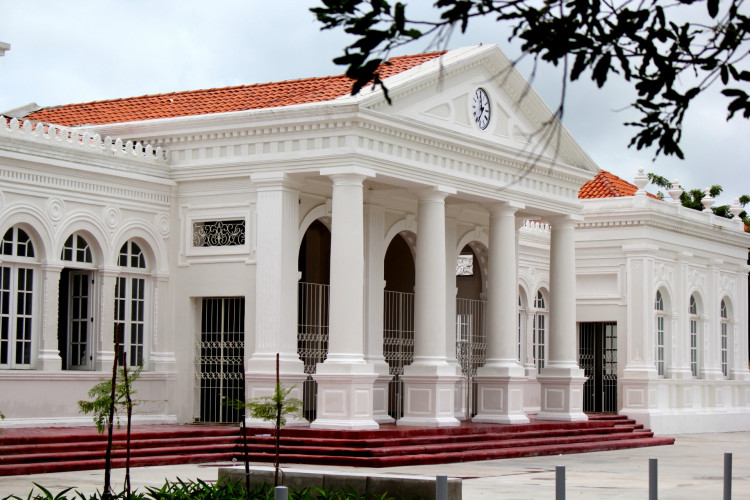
196,297,245,423
579,322,617,413
297,282,329,422
383,290,414,420
456,298,487,418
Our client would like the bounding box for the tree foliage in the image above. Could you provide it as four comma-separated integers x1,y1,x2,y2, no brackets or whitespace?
312,0,750,159
647,171,750,228
78,366,142,433
226,383,303,429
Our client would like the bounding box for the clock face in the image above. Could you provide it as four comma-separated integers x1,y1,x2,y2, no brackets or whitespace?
472,88,491,130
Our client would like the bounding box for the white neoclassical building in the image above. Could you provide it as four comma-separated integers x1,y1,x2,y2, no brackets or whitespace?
0,44,747,434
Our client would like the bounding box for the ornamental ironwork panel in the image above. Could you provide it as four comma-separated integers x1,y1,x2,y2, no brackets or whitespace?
195,297,245,423
456,298,487,418
384,290,414,420
297,282,330,422
192,220,246,247
579,322,617,413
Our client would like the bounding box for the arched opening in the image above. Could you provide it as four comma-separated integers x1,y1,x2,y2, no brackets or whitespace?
297,220,331,421
655,289,668,377
58,233,97,371
533,288,548,372
720,298,732,378
689,293,703,378
0,227,39,369
383,232,415,420
455,243,486,418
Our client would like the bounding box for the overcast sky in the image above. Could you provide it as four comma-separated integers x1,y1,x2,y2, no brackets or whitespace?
1,1,748,206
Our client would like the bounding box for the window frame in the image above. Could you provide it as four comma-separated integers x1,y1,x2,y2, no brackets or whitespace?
720,299,729,378
0,227,39,370
689,294,700,378
655,290,666,378
114,241,150,368
533,290,547,371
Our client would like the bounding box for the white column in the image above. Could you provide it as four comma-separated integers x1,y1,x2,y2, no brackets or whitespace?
247,172,307,426
536,215,587,421
312,167,378,430
95,268,118,371
149,275,177,372
37,264,62,370
473,202,529,424
363,202,394,424
399,186,461,427
445,215,465,419
731,265,750,382
703,263,724,380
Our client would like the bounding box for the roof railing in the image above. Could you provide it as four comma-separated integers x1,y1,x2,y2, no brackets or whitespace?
1,117,168,163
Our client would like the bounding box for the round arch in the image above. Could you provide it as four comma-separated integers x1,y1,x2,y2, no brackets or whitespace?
0,204,54,263
384,218,417,261
55,213,111,266
113,222,168,274
298,204,331,248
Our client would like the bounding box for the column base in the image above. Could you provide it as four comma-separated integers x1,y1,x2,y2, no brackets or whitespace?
245,368,309,428
372,372,395,425
149,351,177,372
471,372,529,424
36,350,61,371
398,364,461,428
310,363,379,430
535,367,588,422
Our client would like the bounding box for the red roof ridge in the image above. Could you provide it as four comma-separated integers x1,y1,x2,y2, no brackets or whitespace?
23,51,447,127
579,170,661,200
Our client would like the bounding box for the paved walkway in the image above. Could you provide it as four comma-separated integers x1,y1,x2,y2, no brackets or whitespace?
1,432,747,499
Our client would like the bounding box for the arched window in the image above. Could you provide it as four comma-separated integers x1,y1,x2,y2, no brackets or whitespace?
61,234,92,263
533,290,547,371
114,241,148,367
689,294,700,378
0,227,37,368
655,290,666,377
517,295,523,362
720,299,729,378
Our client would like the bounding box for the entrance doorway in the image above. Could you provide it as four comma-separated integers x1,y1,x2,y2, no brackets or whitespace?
196,297,245,423
455,244,486,418
383,232,415,420
297,220,331,422
578,322,617,413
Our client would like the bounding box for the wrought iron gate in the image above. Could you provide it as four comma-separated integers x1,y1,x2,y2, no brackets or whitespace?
297,281,329,422
195,297,245,423
579,322,617,413
455,298,487,418
383,290,414,420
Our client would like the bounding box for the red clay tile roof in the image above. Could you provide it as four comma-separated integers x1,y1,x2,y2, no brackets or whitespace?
579,170,660,200
23,52,446,127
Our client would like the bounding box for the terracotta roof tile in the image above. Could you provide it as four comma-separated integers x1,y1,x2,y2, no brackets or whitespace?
23,52,446,127
579,170,660,200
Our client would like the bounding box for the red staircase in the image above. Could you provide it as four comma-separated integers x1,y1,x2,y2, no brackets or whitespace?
240,414,674,467
0,425,238,476
0,415,673,476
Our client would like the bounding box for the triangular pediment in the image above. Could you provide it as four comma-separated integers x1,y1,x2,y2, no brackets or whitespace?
354,45,598,173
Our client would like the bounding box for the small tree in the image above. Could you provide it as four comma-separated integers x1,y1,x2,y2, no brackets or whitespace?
78,365,142,432
78,359,141,499
226,353,302,488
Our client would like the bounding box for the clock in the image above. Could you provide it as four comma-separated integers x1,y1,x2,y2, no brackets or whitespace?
472,88,491,130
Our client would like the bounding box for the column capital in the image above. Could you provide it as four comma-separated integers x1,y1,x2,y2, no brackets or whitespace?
547,213,584,227
41,263,64,273
251,171,302,191
484,200,525,215
418,185,456,202
321,166,375,183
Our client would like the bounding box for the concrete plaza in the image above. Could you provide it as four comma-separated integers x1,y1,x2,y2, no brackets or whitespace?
0,432,747,499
